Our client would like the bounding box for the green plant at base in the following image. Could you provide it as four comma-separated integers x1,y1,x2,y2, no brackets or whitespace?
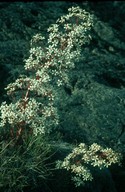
0,135,51,192
56,143,122,187
0,5,122,190
0,6,94,191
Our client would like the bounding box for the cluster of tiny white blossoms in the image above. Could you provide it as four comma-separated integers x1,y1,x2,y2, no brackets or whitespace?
24,6,93,87
56,143,122,187
0,6,93,136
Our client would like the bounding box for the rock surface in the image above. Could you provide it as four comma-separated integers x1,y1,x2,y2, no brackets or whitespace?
0,2,125,192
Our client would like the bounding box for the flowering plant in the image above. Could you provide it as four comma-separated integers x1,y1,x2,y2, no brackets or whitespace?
56,143,122,187
0,6,93,139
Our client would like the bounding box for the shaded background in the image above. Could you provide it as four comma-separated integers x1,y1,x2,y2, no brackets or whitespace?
0,1,125,192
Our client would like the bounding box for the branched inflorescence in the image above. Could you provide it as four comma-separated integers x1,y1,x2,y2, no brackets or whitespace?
0,6,122,188
0,6,93,137
56,143,122,187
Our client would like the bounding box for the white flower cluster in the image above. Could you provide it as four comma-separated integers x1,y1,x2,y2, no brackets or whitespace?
0,98,39,126
0,6,93,136
46,6,93,86
5,76,31,95
56,143,122,187
24,6,93,87
0,98,58,136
